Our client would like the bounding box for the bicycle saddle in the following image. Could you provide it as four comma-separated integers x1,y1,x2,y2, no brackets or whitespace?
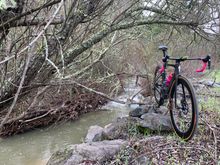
159,45,168,51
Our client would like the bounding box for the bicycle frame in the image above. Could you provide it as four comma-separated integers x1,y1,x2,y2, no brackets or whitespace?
158,56,181,106
157,52,211,107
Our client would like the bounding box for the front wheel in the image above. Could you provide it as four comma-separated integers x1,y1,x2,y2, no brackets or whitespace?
169,76,198,141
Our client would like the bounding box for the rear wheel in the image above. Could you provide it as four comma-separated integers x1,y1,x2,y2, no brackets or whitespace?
153,65,163,105
169,76,198,141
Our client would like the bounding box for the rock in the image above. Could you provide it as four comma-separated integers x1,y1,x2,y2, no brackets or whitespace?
197,80,220,88
103,123,116,139
46,147,73,165
85,125,104,142
206,80,217,87
139,113,172,131
103,119,128,140
156,106,168,114
128,103,141,110
129,107,147,117
129,105,155,117
147,105,157,113
103,117,141,140
193,83,205,91
47,140,128,165
213,82,220,87
65,153,83,165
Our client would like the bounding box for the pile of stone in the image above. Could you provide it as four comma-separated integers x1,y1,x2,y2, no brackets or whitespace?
47,104,173,165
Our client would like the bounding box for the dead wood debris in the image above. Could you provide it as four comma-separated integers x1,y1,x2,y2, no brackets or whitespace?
0,93,107,137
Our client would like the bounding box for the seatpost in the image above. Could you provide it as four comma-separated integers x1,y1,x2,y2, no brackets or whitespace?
162,50,167,57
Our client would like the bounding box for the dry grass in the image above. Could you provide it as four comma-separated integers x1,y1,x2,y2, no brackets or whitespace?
105,93,220,165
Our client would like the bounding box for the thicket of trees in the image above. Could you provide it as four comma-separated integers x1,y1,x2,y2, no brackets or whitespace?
0,0,220,128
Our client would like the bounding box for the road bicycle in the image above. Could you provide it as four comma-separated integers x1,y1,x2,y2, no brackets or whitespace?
153,46,211,141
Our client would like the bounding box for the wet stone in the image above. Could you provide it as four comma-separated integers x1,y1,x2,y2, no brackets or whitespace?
47,140,128,165
85,125,104,142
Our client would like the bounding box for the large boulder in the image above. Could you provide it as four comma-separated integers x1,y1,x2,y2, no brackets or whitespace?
84,117,142,142
102,114,172,140
103,117,141,140
129,105,155,117
156,106,169,114
139,113,172,131
47,139,128,165
129,104,169,117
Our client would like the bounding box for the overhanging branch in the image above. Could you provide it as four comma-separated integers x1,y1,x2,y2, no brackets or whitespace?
0,0,62,29
12,18,64,27
64,19,198,65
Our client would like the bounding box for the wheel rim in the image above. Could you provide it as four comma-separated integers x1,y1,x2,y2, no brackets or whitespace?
154,74,163,104
170,82,193,134
154,82,161,103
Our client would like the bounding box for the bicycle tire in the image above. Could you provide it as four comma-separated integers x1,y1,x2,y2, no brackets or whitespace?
169,76,198,141
153,65,163,105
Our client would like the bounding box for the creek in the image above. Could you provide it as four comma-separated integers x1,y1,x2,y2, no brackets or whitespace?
0,82,143,165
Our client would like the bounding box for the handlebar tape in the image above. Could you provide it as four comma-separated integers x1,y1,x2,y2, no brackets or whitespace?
196,55,211,72
196,61,207,72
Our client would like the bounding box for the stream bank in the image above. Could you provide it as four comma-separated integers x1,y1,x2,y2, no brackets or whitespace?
46,79,220,165
0,79,219,165
47,102,220,165
0,79,141,165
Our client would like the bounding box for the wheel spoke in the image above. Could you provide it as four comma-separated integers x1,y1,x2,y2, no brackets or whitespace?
169,77,198,141
153,67,164,105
